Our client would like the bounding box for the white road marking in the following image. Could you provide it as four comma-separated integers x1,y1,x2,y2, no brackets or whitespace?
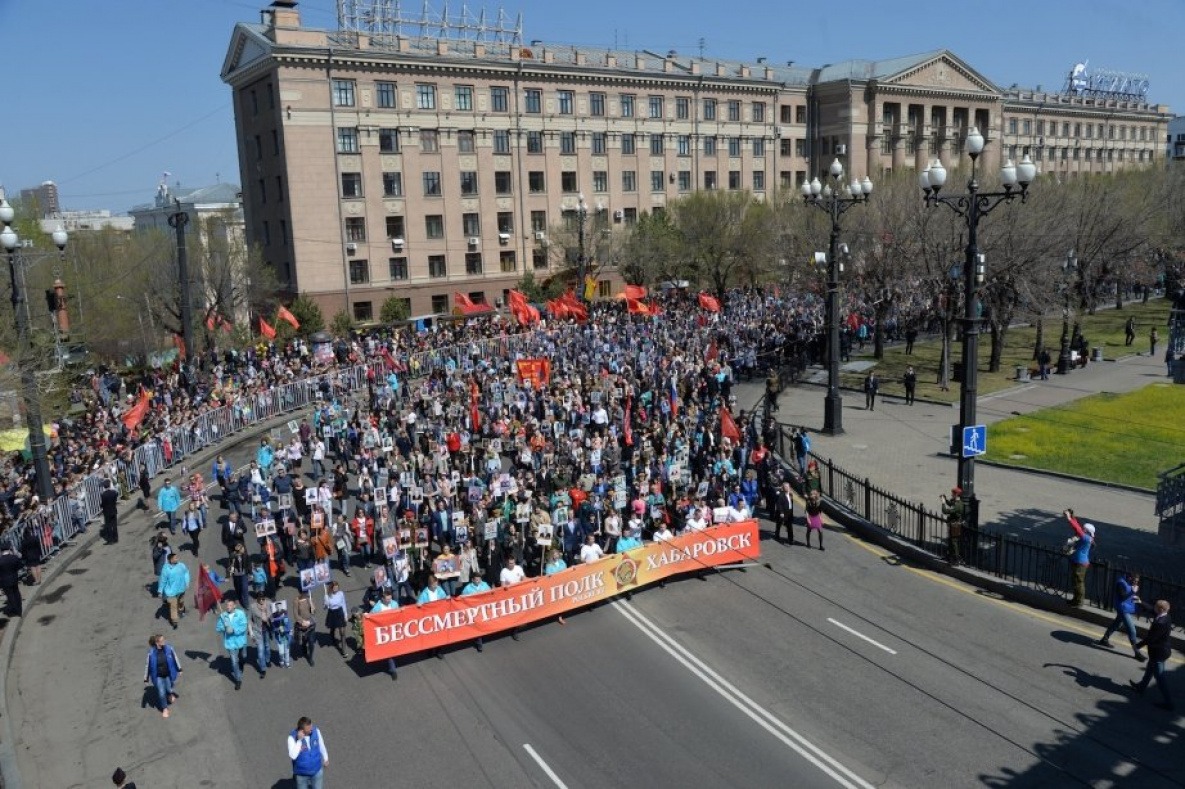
827,618,898,655
522,743,569,789
980,384,1034,401
613,601,875,789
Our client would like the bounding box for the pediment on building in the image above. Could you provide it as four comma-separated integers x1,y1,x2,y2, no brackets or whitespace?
221,25,272,81
881,51,998,95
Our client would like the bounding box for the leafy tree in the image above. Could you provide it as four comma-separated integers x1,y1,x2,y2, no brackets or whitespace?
669,190,774,296
286,294,325,336
330,309,353,336
514,271,562,302
380,296,410,324
618,211,685,286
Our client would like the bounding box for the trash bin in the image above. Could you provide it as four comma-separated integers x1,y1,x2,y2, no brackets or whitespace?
1015,365,1029,381
1092,346,1103,362
952,361,964,383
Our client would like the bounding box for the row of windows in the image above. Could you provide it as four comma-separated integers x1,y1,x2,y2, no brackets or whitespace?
1005,118,1156,141
339,166,769,201
347,250,547,288
330,77,779,123
1010,145,1153,163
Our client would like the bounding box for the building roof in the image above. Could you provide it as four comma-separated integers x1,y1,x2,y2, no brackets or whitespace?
129,182,241,213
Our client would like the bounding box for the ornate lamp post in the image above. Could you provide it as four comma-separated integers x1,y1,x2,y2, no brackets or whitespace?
920,127,1036,537
800,158,873,435
575,192,588,301
1057,250,1077,374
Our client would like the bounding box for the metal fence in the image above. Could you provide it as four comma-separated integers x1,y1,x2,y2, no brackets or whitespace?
769,421,1185,628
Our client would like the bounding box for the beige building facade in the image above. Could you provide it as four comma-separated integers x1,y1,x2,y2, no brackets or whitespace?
222,1,1171,320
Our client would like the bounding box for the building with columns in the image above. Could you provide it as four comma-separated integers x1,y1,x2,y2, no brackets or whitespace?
222,0,1171,320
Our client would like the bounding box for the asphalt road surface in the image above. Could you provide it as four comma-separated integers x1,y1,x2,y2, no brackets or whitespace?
9,425,1183,788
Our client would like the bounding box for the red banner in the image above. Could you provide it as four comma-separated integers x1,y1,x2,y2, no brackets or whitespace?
363,521,760,661
515,358,551,389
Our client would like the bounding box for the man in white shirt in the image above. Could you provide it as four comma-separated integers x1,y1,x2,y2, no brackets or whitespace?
684,506,708,532
498,557,526,641
653,522,675,543
578,534,604,564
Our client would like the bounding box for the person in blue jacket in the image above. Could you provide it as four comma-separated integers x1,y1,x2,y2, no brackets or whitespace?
157,552,190,629
1098,572,1146,661
288,716,329,788
256,439,275,479
215,598,249,691
156,478,182,535
143,634,183,718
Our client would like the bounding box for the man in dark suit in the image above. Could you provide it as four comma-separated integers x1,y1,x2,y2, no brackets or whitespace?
1129,599,1176,711
772,481,795,544
100,479,121,544
0,545,24,617
864,372,879,411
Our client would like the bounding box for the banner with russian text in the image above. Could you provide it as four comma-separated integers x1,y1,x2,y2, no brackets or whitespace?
363,520,760,661
515,358,551,389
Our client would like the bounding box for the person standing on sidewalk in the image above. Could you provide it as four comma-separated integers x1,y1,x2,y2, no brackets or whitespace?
215,598,249,691
0,545,24,617
157,478,183,536
287,716,329,789
143,634,182,718
1098,572,1147,662
157,552,190,629
1149,327,1159,357
100,480,121,544
1064,509,1095,607
863,372,879,411
1128,599,1175,711
903,366,917,406
1124,317,1136,346
941,488,966,565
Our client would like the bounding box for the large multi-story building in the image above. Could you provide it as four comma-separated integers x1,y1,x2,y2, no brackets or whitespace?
1169,116,1185,161
20,181,61,219
222,0,1172,320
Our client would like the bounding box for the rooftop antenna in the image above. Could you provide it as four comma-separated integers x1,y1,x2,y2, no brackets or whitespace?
698,37,705,60
337,0,522,45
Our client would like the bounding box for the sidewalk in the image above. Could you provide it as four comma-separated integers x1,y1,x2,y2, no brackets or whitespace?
738,349,1184,579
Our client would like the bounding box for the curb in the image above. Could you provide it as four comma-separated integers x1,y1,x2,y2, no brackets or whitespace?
0,407,315,789
975,458,1156,496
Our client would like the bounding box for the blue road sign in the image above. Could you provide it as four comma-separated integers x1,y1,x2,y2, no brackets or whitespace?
962,425,987,458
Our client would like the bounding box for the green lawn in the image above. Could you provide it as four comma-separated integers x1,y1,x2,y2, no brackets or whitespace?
983,383,1185,489
843,299,1171,403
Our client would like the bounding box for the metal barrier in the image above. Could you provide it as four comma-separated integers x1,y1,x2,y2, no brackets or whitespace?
1,362,377,562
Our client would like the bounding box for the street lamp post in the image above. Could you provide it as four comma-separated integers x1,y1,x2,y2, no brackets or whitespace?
920,128,1036,537
1057,250,1077,375
575,192,588,301
0,198,68,502
167,199,195,379
801,158,873,435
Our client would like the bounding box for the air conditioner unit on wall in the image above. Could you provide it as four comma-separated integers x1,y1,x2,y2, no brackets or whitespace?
345,242,357,254
498,232,511,243
534,231,546,241
468,237,480,247
391,238,404,250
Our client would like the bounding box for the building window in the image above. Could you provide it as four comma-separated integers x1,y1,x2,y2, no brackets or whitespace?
276,175,285,202
254,134,262,160
650,134,665,155
454,85,473,111
528,171,546,193
279,219,288,244
780,105,793,123
752,102,766,123
704,171,717,190
493,130,510,154
527,131,543,154
337,127,359,153
621,94,635,117
500,251,517,273
261,220,270,245
490,86,509,112
558,90,574,115
1008,118,1018,135
677,171,691,192
385,216,405,239
450,130,472,154
271,129,280,155
796,106,806,124
341,172,363,198
532,248,548,269
592,170,608,192
332,79,355,107
376,81,396,108
561,171,578,192
496,212,513,234
753,138,765,157
494,171,512,195
524,88,541,113
592,132,607,155
560,132,576,155
425,215,444,239
420,129,439,153
353,300,373,322
728,170,741,190
429,255,447,278
623,208,637,224
530,210,547,233
349,259,370,284
378,128,400,153
344,217,366,242
382,172,403,197
703,99,716,120
590,92,606,117
704,137,717,156
728,137,741,157
422,171,442,197
622,170,637,192
674,96,690,121
752,171,765,191
465,253,483,275
1022,119,1032,135
462,212,480,236
621,134,636,155
431,294,449,313
728,100,741,122
460,171,479,195
651,170,664,192
416,84,436,109
649,96,664,119
258,178,267,204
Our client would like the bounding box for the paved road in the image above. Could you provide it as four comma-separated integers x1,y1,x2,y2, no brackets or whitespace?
740,349,1185,578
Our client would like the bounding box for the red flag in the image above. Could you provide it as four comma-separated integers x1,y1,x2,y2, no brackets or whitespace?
705,340,719,363
194,565,223,621
623,284,648,300
259,317,277,340
719,406,741,442
205,312,216,331
623,396,634,446
172,333,186,359
121,389,151,431
469,383,481,431
559,291,588,322
626,297,651,315
219,317,232,333
698,292,721,312
277,304,301,329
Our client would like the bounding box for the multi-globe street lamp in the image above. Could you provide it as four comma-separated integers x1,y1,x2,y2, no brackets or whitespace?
800,157,873,436
919,127,1036,536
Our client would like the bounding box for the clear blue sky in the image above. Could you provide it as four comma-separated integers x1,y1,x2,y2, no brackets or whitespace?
3,0,1178,215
